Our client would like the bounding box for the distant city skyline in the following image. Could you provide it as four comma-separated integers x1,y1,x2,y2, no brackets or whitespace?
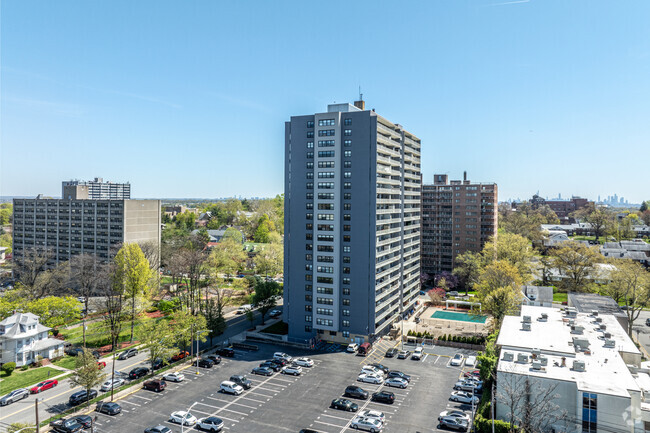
2,1,650,203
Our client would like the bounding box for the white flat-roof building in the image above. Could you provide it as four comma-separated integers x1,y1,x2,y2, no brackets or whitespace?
496,305,650,432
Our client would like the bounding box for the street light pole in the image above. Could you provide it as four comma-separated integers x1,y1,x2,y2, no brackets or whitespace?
195,330,205,374
181,402,198,433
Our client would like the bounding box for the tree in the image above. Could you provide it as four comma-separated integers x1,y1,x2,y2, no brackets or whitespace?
113,243,153,343
204,293,227,345
608,216,636,241
434,272,458,290
13,248,69,300
254,243,284,278
573,205,612,243
26,296,81,329
210,239,247,279
222,227,244,243
641,209,650,226
0,203,12,226
254,214,276,243
475,260,523,327
0,232,12,254
245,308,255,329
170,310,208,352
252,281,281,325
482,233,535,283
609,260,650,335
174,211,196,231
476,333,498,383
550,241,601,292
453,251,483,292
69,349,107,406
138,318,175,373
427,288,446,306
70,254,101,315
100,263,126,353
640,201,649,213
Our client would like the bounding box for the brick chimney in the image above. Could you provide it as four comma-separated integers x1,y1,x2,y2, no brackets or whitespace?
354,100,365,110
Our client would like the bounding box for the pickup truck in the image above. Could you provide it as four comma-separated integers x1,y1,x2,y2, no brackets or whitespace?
50,418,83,433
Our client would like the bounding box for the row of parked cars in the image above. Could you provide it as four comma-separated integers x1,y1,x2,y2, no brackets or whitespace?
437,367,482,431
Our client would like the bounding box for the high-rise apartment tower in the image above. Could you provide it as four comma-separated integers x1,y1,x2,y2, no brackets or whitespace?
284,101,421,345
62,178,131,200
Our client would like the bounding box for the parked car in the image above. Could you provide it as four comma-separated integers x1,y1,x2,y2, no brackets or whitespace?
350,416,383,433
273,352,292,362
465,356,477,367
293,357,314,367
411,347,424,360
454,379,483,393
450,391,479,405
344,385,368,400
50,418,83,433
269,358,288,367
357,373,383,384
361,365,385,377
260,361,281,372
65,347,84,357
438,416,469,432
369,363,390,374
163,371,185,382
236,304,252,314
143,379,167,392
397,350,411,359
252,366,274,376
171,351,190,362
72,415,93,429
384,348,399,358
220,381,244,395
198,416,224,432
97,361,107,369
282,365,302,375
269,309,282,318
69,389,98,406
118,347,138,360
463,370,480,379
438,410,471,422
30,379,58,393
387,371,411,382
206,354,222,364
129,367,149,379
330,398,359,412
216,347,235,357
95,401,121,415
384,377,408,389
169,411,197,426
371,391,395,404
450,353,464,367
151,358,165,370
347,343,359,353
144,426,172,433
100,378,125,392
646,318,650,326
229,375,252,389
196,358,214,368
357,410,385,423
448,291,460,297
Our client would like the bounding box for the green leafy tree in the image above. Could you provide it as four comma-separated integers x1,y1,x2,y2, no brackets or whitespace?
476,260,523,327
0,203,12,225
113,243,154,343
69,349,107,406
204,292,228,345
222,227,244,243
170,310,208,351
210,238,247,278
138,318,175,373
477,333,498,383
640,201,649,213
573,205,612,243
174,211,197,231
252,281,281,325
0,232,12,254
254,243,284,278
609,260,650,335
550,241,602,292
26,296,81,329
245,308,255,329
482,233,535,283
453,251,483,292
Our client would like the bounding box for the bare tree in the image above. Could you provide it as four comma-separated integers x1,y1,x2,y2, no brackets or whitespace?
70,254,101,314
13,247,65,299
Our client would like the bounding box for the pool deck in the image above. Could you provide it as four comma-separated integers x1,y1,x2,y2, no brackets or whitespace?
431,310,487,323
400,305,492,338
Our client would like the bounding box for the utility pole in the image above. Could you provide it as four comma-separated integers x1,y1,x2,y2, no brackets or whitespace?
35,398,40,433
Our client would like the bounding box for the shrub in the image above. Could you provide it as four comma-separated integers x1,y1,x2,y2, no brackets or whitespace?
473,414,512,433
21,365,29,371
2,362,16,375
145,305,158,313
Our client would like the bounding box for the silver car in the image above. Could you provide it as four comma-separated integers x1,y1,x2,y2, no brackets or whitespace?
384,377,408,389
0,388,29,406
350,416,383,432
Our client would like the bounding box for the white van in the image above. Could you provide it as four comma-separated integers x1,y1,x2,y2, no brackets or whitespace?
347,343,359,353
237,304,252,314
273,352,292,362
412,346,424,360
220,380,244,395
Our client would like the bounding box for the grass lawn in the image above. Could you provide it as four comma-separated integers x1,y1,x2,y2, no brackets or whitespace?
0,367,61,395
58,320,144,348
243,242,270,252
52,356,77,370
553,292,568,303
260,321,288,335
570,235,606,244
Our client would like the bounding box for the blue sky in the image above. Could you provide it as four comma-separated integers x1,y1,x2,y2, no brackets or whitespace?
1,0,649,203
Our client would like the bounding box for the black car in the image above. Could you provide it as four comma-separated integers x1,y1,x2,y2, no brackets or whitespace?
95,401,121,415
268,358,288,367
118,348,138,360
385,348,399,358
144,426,172,433
260,361,281,372
196,358,214,368
206,354,222,364
370,363,390,374
343,385,368,400
387,370,411,382
330,398,359,412
69,389,98,406
230,375,252,389
217,347,235,357
299,430,320,433
646,318,650,327
152,358,165,370
50,418,83,433
129,367,149,379
372,391,395,404
65,347,84,357
72,415,93,429
252,366,274,376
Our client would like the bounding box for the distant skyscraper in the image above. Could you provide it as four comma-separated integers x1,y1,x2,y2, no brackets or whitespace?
284,101,421,344
62,177,131,200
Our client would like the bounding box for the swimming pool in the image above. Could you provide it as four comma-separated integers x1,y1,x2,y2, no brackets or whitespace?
431,310,487,323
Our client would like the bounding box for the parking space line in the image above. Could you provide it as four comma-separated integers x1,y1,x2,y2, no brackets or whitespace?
119,399,141,406
237,395,266,404
320,412,351,421
226,401,258,410
130,394,152,401
314,419,348,428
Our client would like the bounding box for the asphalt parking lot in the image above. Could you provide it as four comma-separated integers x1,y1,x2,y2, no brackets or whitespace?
81,340,478,433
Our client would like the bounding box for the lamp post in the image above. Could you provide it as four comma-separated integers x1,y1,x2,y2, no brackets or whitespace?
181,401,198,433
195,330,206,374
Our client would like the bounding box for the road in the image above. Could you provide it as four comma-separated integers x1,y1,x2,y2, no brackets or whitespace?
0,308,270,431
632,309,650,356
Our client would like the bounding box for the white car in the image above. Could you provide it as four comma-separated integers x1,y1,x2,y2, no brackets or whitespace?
197,416,224,432
281,365,302,376
293,357,314,367
357,373,383,384
357,409,386,423
273,352,292,362
347,343,359,353
350,416,383,432
169,411,198,426
384,377,408,389
220,381,244,395
361,366,384,377
450,353,465,367
163,372,185,382
465,355,477,367
411,346,424,360
100,378,125,392
438,409,471,422
450,391,479,405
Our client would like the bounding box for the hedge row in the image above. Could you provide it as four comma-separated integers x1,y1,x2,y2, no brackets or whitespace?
405,330,485,345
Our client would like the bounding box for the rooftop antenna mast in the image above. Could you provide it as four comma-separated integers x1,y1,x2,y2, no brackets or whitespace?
359,85,363,102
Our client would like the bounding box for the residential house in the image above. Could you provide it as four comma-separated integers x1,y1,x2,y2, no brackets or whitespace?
0,312,65,367
521,285,553,307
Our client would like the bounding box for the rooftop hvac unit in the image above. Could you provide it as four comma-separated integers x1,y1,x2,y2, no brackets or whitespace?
568,319,575,327
595,317,603,323
604,332,612,339
539,355,548,366
523,315,532,323
572,337,590,349
522,322,531,331
573,360,586,372
517,353,529,363
532,360,542,370
592,310,599,316
604,339,616,348
532,348,541,357
571,325,584,334
538,313,548,322
503,352,514,362
599,324,607,331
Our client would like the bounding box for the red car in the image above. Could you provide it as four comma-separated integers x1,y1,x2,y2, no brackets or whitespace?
171,351,190,362
30,379,58,393
97,361,107,369
464,370,480,378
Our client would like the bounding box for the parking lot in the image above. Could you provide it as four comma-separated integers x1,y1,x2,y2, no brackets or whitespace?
84,341,478,433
